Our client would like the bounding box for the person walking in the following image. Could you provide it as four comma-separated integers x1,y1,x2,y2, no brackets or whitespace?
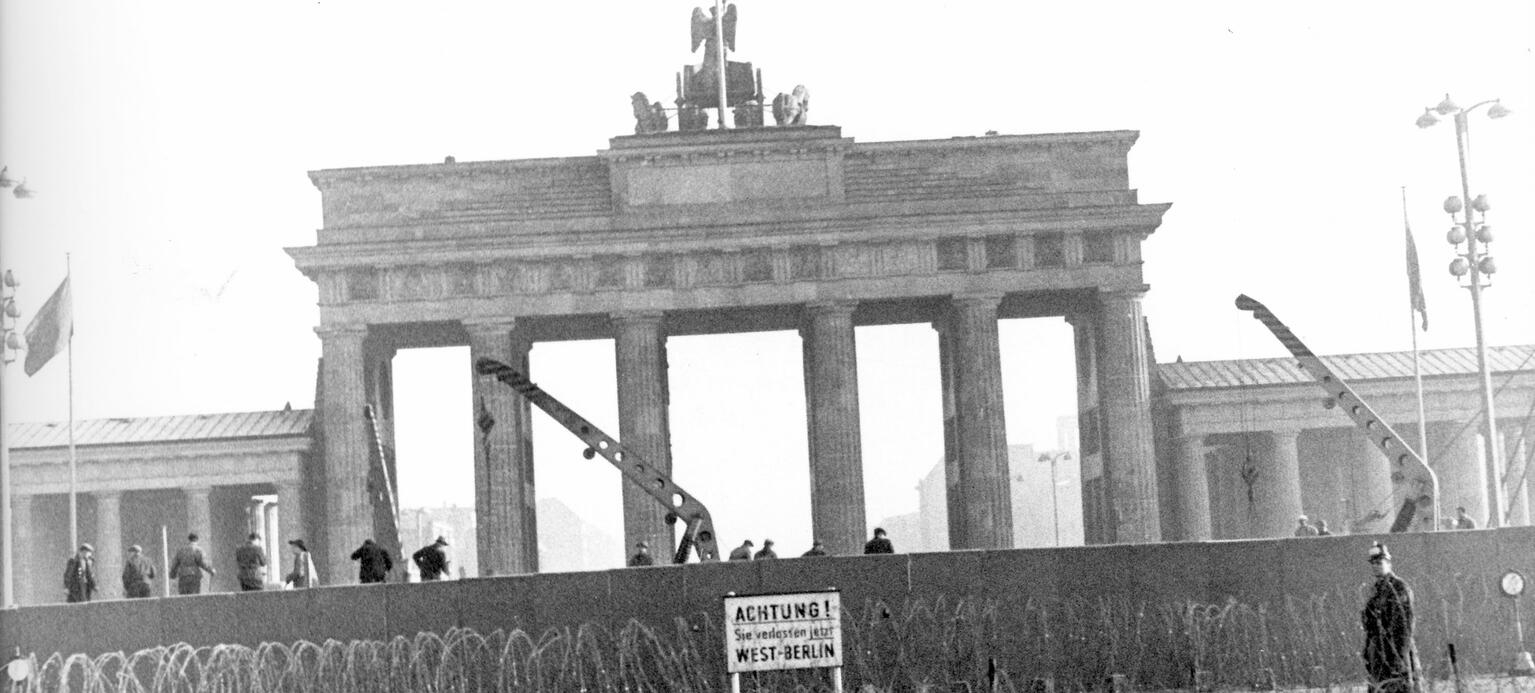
801,540,828,557
863,527,894,554
753,539,778,560
121,544,157,599
728,539,755,561
1361,542,1420,693
234,533,268,591
626,541,655,567
284,539,318,589
413,536,452,580
1293,516,1318,537
169,533,216,595
350,538,393,584
63,544,96,603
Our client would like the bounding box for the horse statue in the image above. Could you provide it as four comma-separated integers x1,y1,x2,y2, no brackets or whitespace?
631,92,669,135
771,85,809,126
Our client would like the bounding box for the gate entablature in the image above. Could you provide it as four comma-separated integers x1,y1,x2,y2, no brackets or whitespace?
290,127,1167,330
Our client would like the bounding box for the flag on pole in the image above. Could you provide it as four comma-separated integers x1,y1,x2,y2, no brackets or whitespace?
23,276,72,376
1404,209,1428,332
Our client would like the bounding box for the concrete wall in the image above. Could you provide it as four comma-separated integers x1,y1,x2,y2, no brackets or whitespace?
6,526,1534,684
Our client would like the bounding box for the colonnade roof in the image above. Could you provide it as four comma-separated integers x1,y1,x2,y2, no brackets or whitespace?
1158,344,1535,391
7,409,313,450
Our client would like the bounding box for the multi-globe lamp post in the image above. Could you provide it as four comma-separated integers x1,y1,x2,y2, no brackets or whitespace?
1415,94,1511,528
0,166,31,607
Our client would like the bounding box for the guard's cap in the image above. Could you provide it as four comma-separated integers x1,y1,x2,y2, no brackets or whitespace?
743,540,754,546
635,541,648,549
78,543,94,552
127,544,143,553
763,539,774,546
288,538,309,552
435,536,449,546
1368,542,1391,563
1297,515,1309,522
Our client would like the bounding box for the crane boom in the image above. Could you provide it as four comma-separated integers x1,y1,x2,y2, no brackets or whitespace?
474,357,721,562
1235,294,1439,532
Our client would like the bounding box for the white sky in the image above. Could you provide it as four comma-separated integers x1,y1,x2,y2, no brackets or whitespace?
2,2,1532,564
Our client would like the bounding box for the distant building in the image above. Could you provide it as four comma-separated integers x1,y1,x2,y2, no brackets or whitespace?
537,498,620,573
912,443,1085,551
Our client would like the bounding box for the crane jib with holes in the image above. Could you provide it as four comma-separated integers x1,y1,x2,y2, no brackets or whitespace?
474,357,721,562
1235,294,1440,533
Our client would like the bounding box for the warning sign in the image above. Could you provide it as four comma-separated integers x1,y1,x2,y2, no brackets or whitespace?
724,590,842,673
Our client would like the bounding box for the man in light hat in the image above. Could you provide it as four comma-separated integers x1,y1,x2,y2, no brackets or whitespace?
284,539,318,588
122,544,157,599
1361,542,1420,693
63,543,96,603
1293,516,1317,537
627,541,655,567
412,536,452,581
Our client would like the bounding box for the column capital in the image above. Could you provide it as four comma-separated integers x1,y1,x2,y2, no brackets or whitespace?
462,318,520,332
805,299,859,316
94,489,123,502
610,311,665,327
951,292,1004,308
1097,286,1150,304
315,323,368,339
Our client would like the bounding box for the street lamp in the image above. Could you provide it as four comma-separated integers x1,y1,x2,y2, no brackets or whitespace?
1416,93,1512,528
0,269,22,608
1038,451,1072,546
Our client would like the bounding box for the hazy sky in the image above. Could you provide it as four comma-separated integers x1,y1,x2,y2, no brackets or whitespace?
2,2,1531,565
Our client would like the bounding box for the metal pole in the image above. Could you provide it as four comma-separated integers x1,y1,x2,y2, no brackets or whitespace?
1051,454,1060,546
0,357,11,607
161,524,170,597
66,255,77,554
1452,110,1504,528
1404,187,1439,532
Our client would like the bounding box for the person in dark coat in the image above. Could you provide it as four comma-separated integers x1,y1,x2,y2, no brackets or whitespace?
1454,506,1477,530
350,538,393,584
169,533,216,595
1361,542,1420,693
235,533,268,591
801,540,828,557
753,539,778,560
728,540,754,561
627,541,655,567
863,527,894,554
412,536,451,580
121,544,157,599
63,544,97,603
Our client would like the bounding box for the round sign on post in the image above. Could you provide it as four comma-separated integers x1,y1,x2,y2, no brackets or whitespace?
1501,571,1525,598
1502,571,1535,676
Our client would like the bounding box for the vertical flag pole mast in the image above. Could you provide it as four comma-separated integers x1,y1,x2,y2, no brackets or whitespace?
714,0,728,129
66,254,76,555
1403,187,1437,530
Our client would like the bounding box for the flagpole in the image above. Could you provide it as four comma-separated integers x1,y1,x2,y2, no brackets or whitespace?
66,254,77,555
1403,187,1436,530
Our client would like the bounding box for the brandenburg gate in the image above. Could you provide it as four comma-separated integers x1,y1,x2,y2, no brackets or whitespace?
288,124,1170,582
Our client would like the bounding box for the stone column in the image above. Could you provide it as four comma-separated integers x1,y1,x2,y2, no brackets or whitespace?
94,491,123,600
933,320,961,550
317,324,370,583
801,301,867,555
467,321,538,576
613,312,675,558
1253,427,1305,538
263,501,280,583
948,293,1012,549
277,482,304,580
1502,430,1529,526
1095,289,1160,543
12,494,32,605
1432,421,1488,525
1170,434,1212,541
185,486,214,589
246,498,266,537
1349,432,1396,534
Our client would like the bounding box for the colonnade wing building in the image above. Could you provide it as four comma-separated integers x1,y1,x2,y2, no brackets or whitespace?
286,125,1172,581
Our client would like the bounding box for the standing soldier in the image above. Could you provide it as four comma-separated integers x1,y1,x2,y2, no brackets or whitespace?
1361,542,1420,693
753,539,778,559
412,536,452,580
121,544,157,599
728,539,754,561
170,533,216,595
63,544,96,603
863,527,894,554
235,533,268,591
626,541,655,567
801,540,829,557
349,538,393,584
